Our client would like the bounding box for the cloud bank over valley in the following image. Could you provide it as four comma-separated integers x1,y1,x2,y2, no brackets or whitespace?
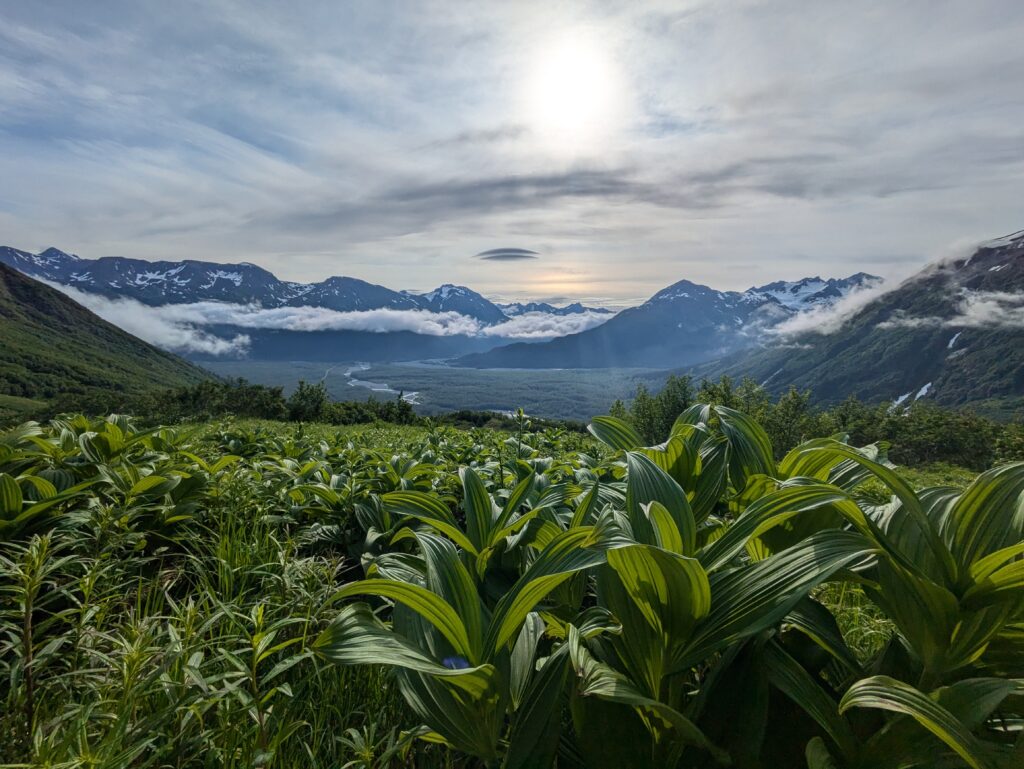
46,281,615,355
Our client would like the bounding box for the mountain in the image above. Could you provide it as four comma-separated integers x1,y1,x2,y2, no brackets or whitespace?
290,276,422,312
0,248,512,324
403,284,508,324
694,230,1024,413
748,272,882,310
498,301,613,316
0,263,210,419
456,272,874,369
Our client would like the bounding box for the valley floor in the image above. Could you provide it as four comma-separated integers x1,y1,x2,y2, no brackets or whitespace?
199,359,665,422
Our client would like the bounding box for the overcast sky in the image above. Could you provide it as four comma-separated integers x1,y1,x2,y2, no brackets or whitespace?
1,0,1022,304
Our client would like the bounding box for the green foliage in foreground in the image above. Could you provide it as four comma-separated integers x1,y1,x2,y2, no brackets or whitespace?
1,411,1023,768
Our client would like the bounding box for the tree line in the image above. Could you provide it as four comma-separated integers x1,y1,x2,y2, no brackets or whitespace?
609,374,1024,470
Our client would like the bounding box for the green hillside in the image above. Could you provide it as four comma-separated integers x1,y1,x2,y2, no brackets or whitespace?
0,263,211,419
693,231,1024,414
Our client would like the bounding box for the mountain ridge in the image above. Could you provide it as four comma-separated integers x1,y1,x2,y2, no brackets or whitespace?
455,271,877,369
0,247,610,324
690,230,1024,413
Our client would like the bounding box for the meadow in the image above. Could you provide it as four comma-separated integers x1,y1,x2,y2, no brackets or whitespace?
2,409,1023,768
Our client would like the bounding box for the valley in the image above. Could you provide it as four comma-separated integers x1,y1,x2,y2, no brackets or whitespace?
201,359,662,421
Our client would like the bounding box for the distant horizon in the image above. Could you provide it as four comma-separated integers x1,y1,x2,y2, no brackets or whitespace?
3,240,893,309
2,2,1023,301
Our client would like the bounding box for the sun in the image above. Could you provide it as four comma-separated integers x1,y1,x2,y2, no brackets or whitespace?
524,30,625,154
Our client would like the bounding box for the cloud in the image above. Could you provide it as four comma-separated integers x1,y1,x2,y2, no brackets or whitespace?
154,302,485,336
877,290,1024,330
2,1,1024,299
482,310,613,339
769,281,893,336
474,247,540,261
45,281,251,356
43,281,615,354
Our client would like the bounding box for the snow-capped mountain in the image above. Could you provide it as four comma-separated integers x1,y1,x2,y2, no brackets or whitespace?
697,231,1024,411
457,272,873,369
0,245,885,367
403,284,508,324
747,272,881,310
0,248,508,323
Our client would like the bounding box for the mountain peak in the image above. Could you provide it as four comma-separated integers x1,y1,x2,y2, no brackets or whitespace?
38,246,80,262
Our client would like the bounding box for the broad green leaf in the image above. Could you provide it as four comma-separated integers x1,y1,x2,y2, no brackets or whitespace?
645,501,684,554
682,530,877,669
505,643,571,769
763,640,856,758
412,532,484,661
949,462,1024,569
626,452,696,555
460,466,495,551
0,473,23,516
313,604,494,698
715,405,775,489
486,526,608,652
383,490,479,555
588,416,645,451
606,543,710,641
840,675,990,769
330,579,474,662
494,473,536,534
567,625,727,764
794,441,957,585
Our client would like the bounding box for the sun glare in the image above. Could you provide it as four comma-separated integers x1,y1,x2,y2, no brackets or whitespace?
524,30,625,154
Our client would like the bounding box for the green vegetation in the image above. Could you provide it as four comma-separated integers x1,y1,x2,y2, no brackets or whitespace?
200,359,661,422
2,405,1024,768
0,263,210,414
612,375,1024,470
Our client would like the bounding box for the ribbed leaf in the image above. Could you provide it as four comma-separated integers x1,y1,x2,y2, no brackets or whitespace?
588,416,645,451
805,737,839,769
567,625,727,763
715,405,775,489
383,490,478,555
313,604,493,697
504,643,571,769
699,484,853,571
839,675,989,769
460,466,495,551
570,481,601,528
330,579,474,661
763,640,856,758
682,530,877,668
486,527,607,652
412,532,484,661
963,557,1024,607
950,462,1024,569
494,473,536,533
606,544,710,642
626,452,696,555
646,501,684,554
794,441,957,584
785,598,862,674
0,473,23,516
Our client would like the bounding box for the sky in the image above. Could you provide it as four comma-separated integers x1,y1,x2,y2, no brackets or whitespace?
1,0,1023,306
